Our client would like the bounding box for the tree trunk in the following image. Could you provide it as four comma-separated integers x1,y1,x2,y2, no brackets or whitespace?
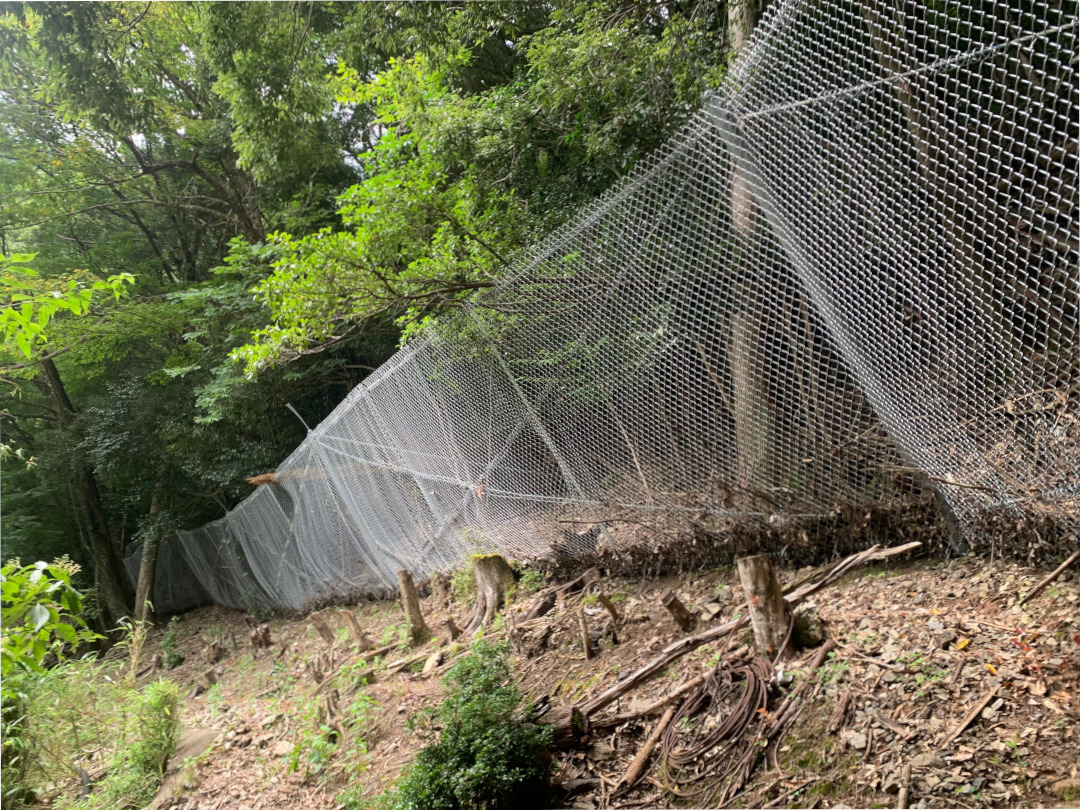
462,554,516,635
725,0,778,498
134,451,170,622
736,553,791,659
397,569,431,645
38,358,130,627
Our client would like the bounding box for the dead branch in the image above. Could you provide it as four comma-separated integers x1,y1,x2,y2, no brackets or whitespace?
615,706,676,794
1022,549,1080,603
591,673,709,730
942,684,999,747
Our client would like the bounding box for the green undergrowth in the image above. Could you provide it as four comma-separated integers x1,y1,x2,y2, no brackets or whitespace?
359,638,552,810
10,661,180,810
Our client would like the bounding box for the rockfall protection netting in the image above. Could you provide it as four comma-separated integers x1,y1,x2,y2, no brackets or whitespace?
130,0,1079,613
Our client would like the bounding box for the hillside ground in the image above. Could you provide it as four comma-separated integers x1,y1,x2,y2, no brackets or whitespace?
102,553,1079,809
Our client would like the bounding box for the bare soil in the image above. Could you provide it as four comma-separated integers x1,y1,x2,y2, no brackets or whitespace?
136,553,1079,810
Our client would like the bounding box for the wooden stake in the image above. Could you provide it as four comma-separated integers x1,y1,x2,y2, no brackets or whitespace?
1022,549,1080,604
578,607,594,660
398,569,432,645
661,590,696,632
737,554,791,659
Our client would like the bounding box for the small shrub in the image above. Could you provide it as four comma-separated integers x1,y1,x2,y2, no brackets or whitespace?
386,639,551,810
161,616,184,669
516,568,544,595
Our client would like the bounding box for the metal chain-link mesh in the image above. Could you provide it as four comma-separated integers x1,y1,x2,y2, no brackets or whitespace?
131,0,1078,613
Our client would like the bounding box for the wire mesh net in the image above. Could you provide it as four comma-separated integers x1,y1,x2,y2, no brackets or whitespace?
129,0,1078,612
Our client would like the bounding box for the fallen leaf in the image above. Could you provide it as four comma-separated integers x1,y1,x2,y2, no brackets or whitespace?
957,638,970,650
986,663,997,675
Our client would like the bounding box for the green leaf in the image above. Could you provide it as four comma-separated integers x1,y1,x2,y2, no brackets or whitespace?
52,622,78,645
28,603,50,632
14,331,32,358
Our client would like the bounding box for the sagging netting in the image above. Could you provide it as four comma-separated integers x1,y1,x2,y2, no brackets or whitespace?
131,0,1078,612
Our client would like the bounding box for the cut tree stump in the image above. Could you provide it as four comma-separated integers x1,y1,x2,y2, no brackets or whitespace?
398,569,432,645
310,613,336,647
737,553,792,659
536,706,592,749
462,554,516,635
661,590,697,632
430,571,449,607
338,610,372,652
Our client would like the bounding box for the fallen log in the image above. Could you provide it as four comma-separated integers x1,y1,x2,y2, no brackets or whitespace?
591,672,709,730
521,588,556,621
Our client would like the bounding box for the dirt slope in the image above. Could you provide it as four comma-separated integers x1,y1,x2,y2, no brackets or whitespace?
139,554,1079,810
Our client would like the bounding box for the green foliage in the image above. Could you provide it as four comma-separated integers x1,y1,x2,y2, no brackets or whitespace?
515,568,545,595
287,687,378,784
85,679,181,809
0,558,99,699
4,654,179,810
0,253,132,359
386,639,551,810
450,566,476,604
161,616,184,670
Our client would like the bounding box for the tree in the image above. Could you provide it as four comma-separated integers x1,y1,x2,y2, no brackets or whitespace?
224,0,731,374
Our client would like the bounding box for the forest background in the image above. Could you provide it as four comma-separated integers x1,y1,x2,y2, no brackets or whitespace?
0,0,739,628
